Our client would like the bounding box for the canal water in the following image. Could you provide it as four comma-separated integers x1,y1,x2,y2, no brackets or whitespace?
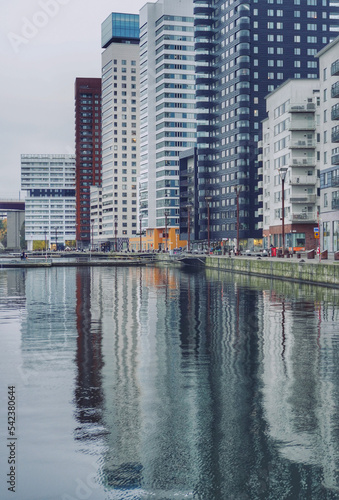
0,266,339,500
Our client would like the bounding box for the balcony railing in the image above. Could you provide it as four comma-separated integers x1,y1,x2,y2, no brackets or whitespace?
289,140,315,149
288,119,315,131
290,195,317,204
289,176,317,185
288,103,315,113
332,81,339,98
290,157,315,167
332,104,339,121
331,59,339,76
290,212,317,222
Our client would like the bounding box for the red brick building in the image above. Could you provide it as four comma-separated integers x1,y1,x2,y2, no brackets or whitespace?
75,78,101,249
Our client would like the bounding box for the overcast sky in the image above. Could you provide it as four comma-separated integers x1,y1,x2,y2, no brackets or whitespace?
0,0,147,198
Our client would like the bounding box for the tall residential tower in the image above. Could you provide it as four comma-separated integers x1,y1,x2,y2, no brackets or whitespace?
139,0,196,235
99,13,140,250
193,0,339,249
75,78,102,249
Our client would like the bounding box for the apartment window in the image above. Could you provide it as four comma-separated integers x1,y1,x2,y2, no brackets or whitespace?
294,10,301,16
324,88,327,101
294,23,301,30
294,36,301,43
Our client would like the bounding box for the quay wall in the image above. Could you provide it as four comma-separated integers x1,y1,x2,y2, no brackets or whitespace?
204,257,339,288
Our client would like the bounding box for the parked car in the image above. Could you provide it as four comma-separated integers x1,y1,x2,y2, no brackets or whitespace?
245,248,269,257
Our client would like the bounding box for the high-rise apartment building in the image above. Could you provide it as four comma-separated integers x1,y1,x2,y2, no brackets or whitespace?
193,0,339,249
99,13,140,250
21,154,76,251
75,78,102,249
139,0,196,233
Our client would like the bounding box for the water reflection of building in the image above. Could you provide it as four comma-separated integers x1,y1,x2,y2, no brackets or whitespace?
0,269,26,309
74,267,105,442
261,292,339,492
72,265,339,498
84,266,209,496
21,267,76,342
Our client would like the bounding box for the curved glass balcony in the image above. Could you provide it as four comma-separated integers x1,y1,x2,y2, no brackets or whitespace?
196,88,216,98
194,29,214,39
194,6,214,15
332,103,339,120
194,17,214,26
331,81,339,98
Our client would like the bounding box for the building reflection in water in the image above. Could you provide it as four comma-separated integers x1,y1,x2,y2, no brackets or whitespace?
261,288,339,493
72,265,339,498
74,267,105,443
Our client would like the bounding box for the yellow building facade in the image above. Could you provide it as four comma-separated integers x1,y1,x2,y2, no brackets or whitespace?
129,228,187,252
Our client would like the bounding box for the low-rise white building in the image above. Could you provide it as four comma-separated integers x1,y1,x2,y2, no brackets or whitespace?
21,154,76,251
316,37,339,253
262,80,320,253
263,36,339,256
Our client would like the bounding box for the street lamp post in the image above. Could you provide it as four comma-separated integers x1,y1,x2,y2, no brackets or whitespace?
234,186,242,255
91,222,94,251
164,211,169,252
54,227,58,252
205,196,212,251
139,214,142,252
186,204,192,253
114,216,118,252
44,230,47,259
278,167,288,257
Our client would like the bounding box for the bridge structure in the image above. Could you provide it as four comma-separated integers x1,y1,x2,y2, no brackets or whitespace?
0,199,25,249
0,199,25,212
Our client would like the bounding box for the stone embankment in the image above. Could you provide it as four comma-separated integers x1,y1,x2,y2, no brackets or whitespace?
204,255,339,288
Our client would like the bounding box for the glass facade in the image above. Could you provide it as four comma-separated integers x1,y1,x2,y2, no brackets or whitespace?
102,13,139,48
